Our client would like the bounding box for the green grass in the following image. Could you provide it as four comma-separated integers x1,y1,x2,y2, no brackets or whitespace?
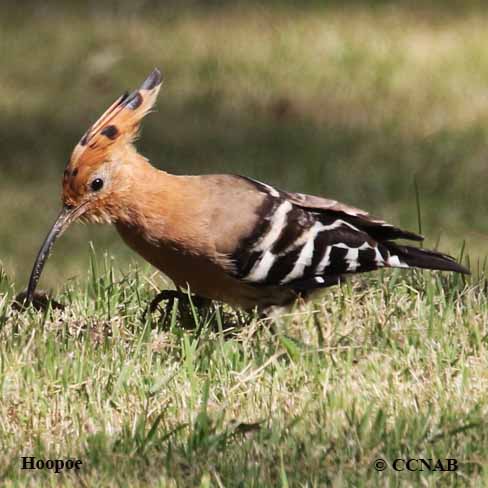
1,256,488,486
2,1,488,485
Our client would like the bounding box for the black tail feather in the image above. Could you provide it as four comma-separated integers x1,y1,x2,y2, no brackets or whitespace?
385,242,470,274
343,214,424,243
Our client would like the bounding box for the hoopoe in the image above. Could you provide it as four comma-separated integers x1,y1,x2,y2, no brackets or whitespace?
26,69,469,311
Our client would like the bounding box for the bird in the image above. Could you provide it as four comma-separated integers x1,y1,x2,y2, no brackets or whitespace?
26,68,469,311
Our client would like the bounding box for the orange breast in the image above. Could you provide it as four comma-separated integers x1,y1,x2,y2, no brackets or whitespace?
115,222,279,308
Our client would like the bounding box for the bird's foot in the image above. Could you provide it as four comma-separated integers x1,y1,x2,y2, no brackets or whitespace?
144,289,213,328
144,290,255,332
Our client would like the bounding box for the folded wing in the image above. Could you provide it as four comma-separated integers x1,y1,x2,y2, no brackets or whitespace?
230,177,468,294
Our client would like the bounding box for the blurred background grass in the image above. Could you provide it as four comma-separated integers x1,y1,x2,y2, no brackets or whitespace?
1,0,487,290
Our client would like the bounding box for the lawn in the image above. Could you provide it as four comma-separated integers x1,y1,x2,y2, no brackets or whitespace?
1,1,488,485
1,263,487,486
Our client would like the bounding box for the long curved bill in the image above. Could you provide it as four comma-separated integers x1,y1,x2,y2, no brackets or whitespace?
25,204,86,304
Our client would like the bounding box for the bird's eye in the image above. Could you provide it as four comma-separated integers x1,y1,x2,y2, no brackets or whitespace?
90,178,104,192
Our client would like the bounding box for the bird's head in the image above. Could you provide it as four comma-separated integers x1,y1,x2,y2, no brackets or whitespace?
63,68,162,222
26,69,162,303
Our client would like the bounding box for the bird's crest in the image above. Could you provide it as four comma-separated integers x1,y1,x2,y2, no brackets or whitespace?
69,68,162,170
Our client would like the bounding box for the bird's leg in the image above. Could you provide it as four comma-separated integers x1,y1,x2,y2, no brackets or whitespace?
175,291,215,330
146,290,181,318
144,289,213,327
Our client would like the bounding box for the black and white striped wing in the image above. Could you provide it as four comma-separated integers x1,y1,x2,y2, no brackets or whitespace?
230,177,423,292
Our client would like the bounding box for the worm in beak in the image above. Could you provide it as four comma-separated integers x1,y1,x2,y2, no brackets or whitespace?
25,203,88,305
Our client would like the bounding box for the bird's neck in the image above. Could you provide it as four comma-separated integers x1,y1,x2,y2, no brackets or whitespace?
108,150,203,248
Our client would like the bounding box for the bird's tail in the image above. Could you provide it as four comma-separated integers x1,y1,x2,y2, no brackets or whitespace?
384,242,469,274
